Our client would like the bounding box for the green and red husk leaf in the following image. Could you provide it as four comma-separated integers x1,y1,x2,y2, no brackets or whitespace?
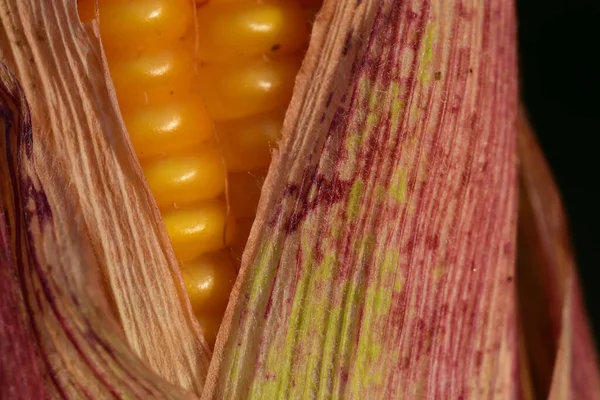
205,0,520,397
517,111,600,399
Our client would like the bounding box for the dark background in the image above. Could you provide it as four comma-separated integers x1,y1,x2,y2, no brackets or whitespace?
518,0,599,345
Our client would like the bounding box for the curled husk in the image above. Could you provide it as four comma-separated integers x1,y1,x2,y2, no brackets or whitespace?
0,1,208,397
1,0,599,399
517,110,600,399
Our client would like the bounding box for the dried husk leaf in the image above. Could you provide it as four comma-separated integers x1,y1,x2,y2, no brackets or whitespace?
205,0,519,398
0,1,209,396
0,63,199,399
517,110,600,399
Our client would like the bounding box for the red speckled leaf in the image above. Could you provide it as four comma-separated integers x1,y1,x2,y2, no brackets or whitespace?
517,110,600,399
205,0,519,398
0,205,49,399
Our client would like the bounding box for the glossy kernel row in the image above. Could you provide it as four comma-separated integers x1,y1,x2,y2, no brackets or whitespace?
78,0,317,347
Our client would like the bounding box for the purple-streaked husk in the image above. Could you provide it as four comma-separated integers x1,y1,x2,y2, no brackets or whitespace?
0,0,210,396
204,0,519,397
517,110,600,399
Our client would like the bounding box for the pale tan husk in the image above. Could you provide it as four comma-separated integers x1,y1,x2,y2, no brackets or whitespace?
0,1,209,396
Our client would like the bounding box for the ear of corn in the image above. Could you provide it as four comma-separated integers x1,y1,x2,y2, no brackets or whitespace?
76,0,312,349
1,0,599,399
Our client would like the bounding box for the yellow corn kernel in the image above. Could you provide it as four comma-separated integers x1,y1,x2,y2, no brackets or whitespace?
123,94,214,160
194,55,301,121
79,0,193,51
195,313,223,349
194,1,309,64
227,170,266,219
217,110,283,172
181,251,237,314
142,143,226,209
163,200,236,262
108,45,194,95
80,0,316,344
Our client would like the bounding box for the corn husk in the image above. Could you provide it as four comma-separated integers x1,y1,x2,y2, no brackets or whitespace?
206,0,520,397
0,1,209,396
517,110,600,399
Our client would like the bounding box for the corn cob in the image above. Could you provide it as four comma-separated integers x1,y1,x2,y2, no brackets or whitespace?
77,0,313,347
